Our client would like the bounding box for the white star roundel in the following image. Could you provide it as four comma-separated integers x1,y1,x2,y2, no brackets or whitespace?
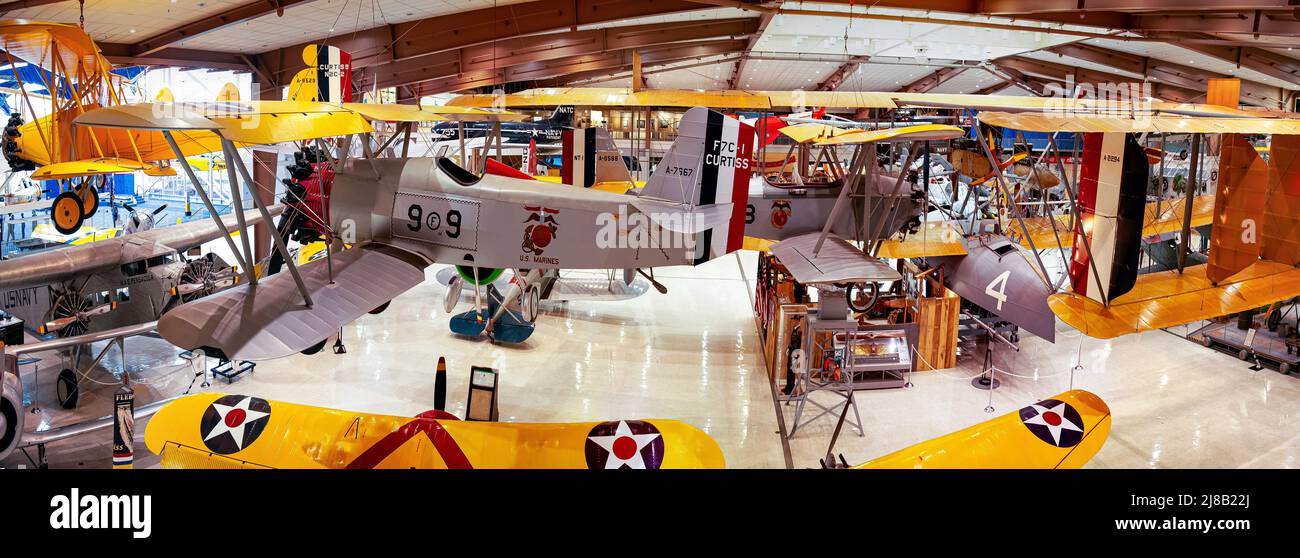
200,395,272,454
1019,399,1084,448
584,420,664,469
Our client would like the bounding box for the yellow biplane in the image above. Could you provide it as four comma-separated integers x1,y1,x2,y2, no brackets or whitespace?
146,393,725,469
975,111,1300,339
144,389,1108,469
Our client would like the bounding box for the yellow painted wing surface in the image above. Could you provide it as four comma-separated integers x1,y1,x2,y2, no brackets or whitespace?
977,112,1300,134
0,20,105,74
1049,261,1300,339
145,393,725,469
340,102,526,122
1013,195,1214,250
30,157,171,180
856,390,1110,469
814,123,963,146
876,221,968,258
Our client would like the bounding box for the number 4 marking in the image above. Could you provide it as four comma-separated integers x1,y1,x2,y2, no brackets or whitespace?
986,270,1010,311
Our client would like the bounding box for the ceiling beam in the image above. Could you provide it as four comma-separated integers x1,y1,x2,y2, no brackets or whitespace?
354,17,757,92
728,10,774,89
1172,36,1300,87
98,43,249,72
1043,42,1285,108
401,39,747,98
816,55,868,91
252,0,711,96
994,55,1199,102
981,0,1298,13
130,0,314,57
897,66,968,93
1131,11,1300,37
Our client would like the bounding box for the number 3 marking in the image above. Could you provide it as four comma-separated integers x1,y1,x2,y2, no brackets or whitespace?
986,270,1010,311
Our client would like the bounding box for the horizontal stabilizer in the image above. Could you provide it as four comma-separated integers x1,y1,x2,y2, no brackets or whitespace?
630,199,735,234
158,244,427,360
770,232,901,285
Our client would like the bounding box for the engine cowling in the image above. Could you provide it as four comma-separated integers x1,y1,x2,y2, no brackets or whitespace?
0,371,24,461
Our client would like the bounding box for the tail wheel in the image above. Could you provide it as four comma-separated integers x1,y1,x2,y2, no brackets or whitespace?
51,191,84,235
845,282,880,314
49,289,92,338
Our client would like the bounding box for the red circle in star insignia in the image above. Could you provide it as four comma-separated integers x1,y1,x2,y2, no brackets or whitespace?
612,436,637,460
584,420,665,469
1018,399,1085,448
199,395,272,455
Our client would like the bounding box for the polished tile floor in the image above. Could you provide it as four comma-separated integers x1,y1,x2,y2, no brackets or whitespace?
5,251,1300,469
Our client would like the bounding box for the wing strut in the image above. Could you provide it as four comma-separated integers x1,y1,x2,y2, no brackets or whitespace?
812,143,871,256
973,123,1054,291
225,137,315,308
1047,134,1108,299
867,141,920,256
161,131,252,280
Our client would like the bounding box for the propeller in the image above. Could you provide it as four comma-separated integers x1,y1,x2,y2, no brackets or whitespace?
40,300,114,336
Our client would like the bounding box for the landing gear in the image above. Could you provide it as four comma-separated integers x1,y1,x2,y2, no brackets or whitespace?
844,282,880,313
332,328,347,354
51,191,84,234
55,369,79,409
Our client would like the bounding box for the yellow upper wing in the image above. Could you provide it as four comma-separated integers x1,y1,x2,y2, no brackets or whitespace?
876,221,968,259
145,393,725,469
857,390,1111,469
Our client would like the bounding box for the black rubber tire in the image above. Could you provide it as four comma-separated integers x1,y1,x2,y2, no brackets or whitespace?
845,282,880,313
80,184,99,219
51,191,85,235
369,301,391,315
56,369,79,409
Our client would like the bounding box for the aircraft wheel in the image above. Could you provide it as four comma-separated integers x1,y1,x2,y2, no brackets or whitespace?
369,301,391,315
1200,336,1213,348
56,369,79,409
845,282,880,313
1239,349,1250,361
521,285,540,322
301,339,328,355
80,183,99,219
51,191,85,235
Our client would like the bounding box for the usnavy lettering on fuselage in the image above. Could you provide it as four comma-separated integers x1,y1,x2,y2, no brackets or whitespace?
3,286,40,310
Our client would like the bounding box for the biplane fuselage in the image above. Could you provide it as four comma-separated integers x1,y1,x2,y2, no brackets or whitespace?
329,157,729,272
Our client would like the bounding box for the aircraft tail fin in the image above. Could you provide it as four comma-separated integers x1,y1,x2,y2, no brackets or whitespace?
286,44,353,102
546,105,575,127
561,127,633,188
636,107,755,263
1067,132,1147,304
216,82,240,101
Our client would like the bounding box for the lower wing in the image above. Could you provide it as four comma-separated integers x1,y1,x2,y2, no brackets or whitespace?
1049,260,1300,339
158,243,428,360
